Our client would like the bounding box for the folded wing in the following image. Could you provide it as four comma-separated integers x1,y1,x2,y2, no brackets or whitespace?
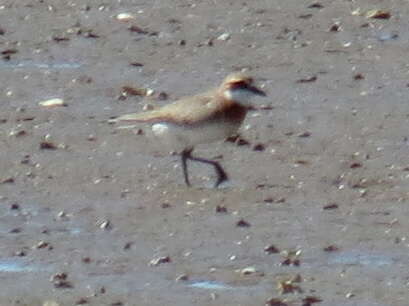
114,90,226,125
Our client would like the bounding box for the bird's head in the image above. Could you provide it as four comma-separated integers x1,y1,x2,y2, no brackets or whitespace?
221,72,266,105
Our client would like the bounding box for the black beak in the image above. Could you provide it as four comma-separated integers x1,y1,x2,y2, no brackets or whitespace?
247,84,266,97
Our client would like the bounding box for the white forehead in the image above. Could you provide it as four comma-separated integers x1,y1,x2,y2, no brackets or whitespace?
223,73,252,84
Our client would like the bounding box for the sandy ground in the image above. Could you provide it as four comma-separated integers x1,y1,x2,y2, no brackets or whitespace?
1,0,409,305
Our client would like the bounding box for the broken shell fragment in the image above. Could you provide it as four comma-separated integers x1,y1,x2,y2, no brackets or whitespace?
116,13,135,22
149,256,171,266
175,274,189,281
351,8,361,16
35,241,50,249
239,266,263,276
121,86,147,97
39,98,66,107
366,9,391,19
99,220,111,230
217,33,231,41
241,266,257,275
146,88,154,96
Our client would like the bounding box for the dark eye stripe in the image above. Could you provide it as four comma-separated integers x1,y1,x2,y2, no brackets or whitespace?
231,81,249,89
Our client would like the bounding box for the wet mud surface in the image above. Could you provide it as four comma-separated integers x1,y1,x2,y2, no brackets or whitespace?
1,1,409,305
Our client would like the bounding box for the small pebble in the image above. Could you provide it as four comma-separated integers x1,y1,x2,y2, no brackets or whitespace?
236,219,250,227
264,244,280,254
128,25,149,34
143,104,154,111
40,141,57,150
302,296,322,305
134,129,144,135
308,2,323,9
237,138,250,146
353,73,364,80
14,250,27,257
323,245,339,252
87,134,96,141
130,62,144,67
253,143,266,151
215,205,227,213
123,242,133,250
75,298,88,305
265,297,288,306
296,76,317,83
277,279,302,294
350,162,362,168
10,203,20,210
298,131,311,138
329,22,341,32
51,272,73,289
323,203,338,210
9,228,21,234
157,92,168,100
0,177,14,184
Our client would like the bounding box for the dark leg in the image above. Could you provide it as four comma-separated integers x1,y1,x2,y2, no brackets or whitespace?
181,149,191,187
181,149,228,188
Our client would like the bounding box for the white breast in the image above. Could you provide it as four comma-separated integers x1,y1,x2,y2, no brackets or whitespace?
223,88,253,106
152,121,240,153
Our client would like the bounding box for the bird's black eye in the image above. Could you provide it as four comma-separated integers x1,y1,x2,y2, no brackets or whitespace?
231,80,249,89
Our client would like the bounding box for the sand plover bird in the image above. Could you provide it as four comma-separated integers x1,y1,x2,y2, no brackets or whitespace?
114,72,266,187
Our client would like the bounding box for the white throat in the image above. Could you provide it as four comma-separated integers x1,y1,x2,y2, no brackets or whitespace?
223,88,254,105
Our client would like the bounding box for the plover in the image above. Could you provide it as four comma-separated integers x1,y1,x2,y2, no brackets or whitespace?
114,72,266,187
